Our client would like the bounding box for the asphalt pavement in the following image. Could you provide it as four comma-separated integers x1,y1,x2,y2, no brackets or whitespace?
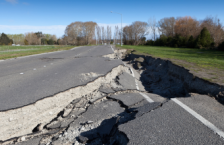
0,45,122,110
1,45,224,144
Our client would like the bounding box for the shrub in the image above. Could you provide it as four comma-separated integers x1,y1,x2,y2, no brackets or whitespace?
145,40,154,46
218,41,224,51
187,35,195,48
24,39,29,45
48,39,54,45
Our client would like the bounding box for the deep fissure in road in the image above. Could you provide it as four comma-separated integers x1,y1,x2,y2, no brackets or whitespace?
1,47,224,145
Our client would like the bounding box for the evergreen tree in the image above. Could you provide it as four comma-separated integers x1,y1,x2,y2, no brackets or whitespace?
196,27,213,48
0,33,13,45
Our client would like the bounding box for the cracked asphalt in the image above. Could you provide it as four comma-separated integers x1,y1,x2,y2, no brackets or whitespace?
1,45,224,145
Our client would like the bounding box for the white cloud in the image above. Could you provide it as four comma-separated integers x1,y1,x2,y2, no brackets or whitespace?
0,25,67,38
5,0,18,4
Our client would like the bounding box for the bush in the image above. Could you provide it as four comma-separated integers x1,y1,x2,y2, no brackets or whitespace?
171,34,187,47
48,39,54,45
41,38,48,45
145,40,154,46
187,35,195,48
24,39,29,45
218,41,224,51
174,44,178,48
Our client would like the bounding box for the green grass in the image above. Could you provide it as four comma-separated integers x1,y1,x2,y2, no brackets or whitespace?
0,45,76,60
118,45,224,70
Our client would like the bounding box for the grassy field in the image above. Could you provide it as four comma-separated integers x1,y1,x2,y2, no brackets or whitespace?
119,45,224,70
118,45,224,84
0,45,75,60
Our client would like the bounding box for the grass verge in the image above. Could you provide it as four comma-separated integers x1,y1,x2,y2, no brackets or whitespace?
117,45,224,85
0,45,76,60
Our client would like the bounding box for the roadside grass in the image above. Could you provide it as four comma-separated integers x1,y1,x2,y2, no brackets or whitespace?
118,45,224,70
117,45,224,85
0,45,76,60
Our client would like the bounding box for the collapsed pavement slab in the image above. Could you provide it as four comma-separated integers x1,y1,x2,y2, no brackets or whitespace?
109,93,145,108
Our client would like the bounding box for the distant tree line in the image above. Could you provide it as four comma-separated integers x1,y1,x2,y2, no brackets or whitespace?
0,32,58,45
144,16,224,50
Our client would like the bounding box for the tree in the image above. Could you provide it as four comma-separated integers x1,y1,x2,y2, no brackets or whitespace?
196,27,213,48
123,25,134,45
41,38,48,45
50,35,57,42
44,34,52,40
101,26,106,44
131,21,148,45
201,16,224,46
83,21,97,45
107,25,111,44
218,41,224,51
25,32,40,45
174,16,200,38
0,33,13,45
96,25,101,44
148,17,157,41
24,39,29,45
158,17,175,37
48,39,54,45
65,21,97,45
114,26,119,44
7,34,25,45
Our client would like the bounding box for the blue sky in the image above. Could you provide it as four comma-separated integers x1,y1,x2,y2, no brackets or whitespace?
1,0,224,38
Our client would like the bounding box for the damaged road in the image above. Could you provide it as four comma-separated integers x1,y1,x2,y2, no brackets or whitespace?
1,45,224,145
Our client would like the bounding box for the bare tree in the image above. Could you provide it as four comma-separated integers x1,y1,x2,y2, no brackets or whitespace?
148,17,157,41
64,21,97,45
65,22,83,45
107,25,112,44
7,34,25,45
25,32,40,45
158,17,176,37
50,35,57,42
115,26,119,44
101,26,105,44
96,25,101,44
132,21,148,45
83,21,97,45
174,16,200,38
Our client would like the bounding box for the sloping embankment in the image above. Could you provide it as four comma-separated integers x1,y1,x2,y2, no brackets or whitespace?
124,52,224,104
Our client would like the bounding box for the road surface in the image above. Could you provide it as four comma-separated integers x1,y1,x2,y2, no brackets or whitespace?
0,45,224,145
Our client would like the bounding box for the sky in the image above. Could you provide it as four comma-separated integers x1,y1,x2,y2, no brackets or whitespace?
0,0,224,38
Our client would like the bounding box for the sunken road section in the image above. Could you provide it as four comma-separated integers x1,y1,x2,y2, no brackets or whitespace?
125,53,224,103
1,47,224,144
0,65,130,141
